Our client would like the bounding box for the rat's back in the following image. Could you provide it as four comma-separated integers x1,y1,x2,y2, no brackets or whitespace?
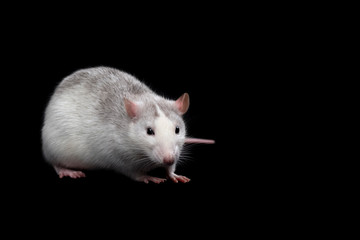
41,67,152,171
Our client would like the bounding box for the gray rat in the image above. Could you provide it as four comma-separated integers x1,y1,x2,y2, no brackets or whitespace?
42,67,214,183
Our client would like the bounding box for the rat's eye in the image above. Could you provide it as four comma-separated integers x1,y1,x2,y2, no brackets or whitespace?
147,127,155,135
175,126,180,134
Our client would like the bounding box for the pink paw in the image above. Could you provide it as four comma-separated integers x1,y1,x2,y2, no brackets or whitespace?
54,166,86,179
136,175,167,184
168,173,190,183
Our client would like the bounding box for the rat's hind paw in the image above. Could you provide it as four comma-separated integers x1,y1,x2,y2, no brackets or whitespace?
54,166,86,179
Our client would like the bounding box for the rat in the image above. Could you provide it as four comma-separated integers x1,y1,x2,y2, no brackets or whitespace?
42,66,215,183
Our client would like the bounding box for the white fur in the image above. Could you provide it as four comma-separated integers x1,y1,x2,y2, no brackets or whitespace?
42,85,109,169
152,107,180,163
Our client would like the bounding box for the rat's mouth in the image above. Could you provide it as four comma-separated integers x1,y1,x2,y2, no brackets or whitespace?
162,156,175,166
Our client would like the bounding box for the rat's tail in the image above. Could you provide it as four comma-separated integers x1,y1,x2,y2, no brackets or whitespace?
185,138,215,144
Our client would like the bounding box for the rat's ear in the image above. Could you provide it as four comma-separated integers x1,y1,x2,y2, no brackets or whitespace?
124,98,138,119
175,93,190,115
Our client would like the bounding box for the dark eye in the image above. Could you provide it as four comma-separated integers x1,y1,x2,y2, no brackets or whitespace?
175,126,180,134
147,127,155,135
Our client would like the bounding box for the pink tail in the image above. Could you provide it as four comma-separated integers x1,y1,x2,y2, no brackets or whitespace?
185,138,215,144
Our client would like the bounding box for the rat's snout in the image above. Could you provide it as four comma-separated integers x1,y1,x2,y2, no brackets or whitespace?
154,144,179,166
163,155,175,166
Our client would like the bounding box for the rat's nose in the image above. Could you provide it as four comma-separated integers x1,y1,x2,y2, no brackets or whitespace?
163,156,175,166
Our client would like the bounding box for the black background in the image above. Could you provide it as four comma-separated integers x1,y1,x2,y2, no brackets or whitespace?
3,6,317,235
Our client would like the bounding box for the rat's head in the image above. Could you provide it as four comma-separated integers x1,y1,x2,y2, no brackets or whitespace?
124,93,189,167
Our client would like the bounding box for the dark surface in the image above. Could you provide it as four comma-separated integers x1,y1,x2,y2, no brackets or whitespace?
3,12,314,235
10,44,294,219
10,42,226,200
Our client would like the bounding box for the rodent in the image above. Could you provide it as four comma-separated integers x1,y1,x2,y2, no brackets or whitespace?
42,66,214,183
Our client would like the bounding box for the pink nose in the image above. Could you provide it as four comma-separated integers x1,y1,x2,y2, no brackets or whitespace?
163,156,175,166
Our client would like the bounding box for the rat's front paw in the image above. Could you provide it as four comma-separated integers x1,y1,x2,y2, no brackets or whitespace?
168,173,190,183
135,175,167,184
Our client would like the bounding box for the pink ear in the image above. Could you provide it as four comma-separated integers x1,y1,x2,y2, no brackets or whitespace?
124,98,138,119
175,93,190,114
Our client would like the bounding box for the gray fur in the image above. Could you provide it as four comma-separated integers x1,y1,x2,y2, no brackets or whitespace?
42,66,187,182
